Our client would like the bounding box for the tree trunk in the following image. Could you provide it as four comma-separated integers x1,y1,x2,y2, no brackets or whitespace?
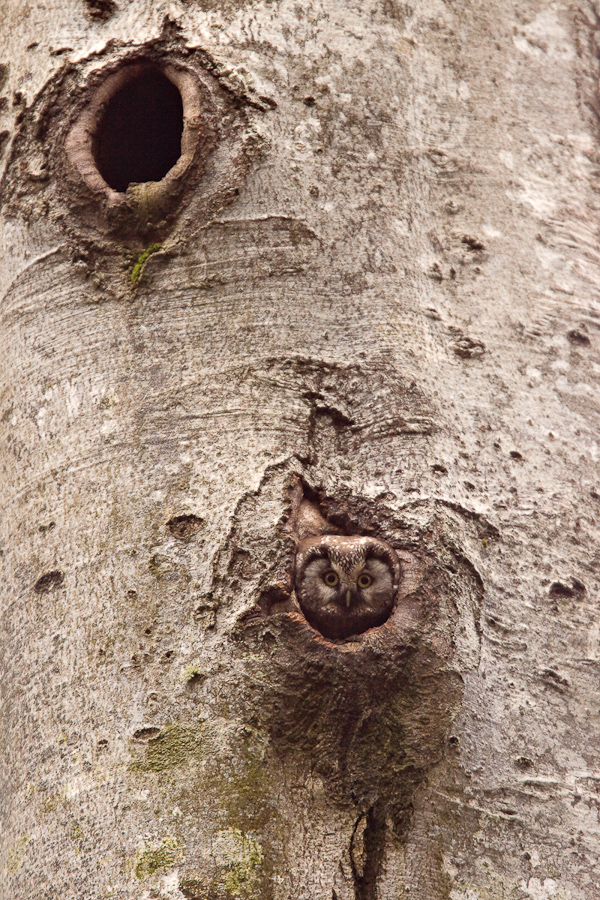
2,2,600,899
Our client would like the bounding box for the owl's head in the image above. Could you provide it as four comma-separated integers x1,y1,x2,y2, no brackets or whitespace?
294,534,401,640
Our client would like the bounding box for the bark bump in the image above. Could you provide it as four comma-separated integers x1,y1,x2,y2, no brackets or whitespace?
167,513,205,540
33,569,64,594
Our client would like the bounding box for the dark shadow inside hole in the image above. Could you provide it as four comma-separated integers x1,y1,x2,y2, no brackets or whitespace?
93,69,184,193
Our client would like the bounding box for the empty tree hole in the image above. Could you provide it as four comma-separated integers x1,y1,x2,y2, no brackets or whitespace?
94,68,184,193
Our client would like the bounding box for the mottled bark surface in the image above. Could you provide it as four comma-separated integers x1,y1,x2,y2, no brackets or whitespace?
1,1,600,899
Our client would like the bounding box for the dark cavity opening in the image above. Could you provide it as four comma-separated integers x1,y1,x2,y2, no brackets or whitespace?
94,69,184,193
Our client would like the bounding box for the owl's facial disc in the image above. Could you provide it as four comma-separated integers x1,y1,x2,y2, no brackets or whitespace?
318,562,375,609
295,534,401,640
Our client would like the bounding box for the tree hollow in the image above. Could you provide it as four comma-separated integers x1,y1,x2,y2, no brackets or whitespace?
93,68,184,192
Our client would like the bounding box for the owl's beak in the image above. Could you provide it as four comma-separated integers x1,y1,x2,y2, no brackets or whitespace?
345,589,352,608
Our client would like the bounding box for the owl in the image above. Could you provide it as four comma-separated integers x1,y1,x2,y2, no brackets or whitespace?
294,534,401,640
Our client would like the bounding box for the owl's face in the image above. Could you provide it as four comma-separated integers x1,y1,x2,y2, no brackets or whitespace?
295,535,401,640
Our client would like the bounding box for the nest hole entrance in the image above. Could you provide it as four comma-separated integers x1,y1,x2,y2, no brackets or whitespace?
93,68,184,193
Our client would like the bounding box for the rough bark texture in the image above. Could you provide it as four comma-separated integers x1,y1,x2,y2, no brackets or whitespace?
1,1,600,899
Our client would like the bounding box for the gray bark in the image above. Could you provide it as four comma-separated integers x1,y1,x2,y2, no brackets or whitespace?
1,1,600,899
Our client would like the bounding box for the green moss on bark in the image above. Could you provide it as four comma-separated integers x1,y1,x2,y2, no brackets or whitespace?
130,723,206,773
134,836,183,879
178,830,265,899
130,242,163,287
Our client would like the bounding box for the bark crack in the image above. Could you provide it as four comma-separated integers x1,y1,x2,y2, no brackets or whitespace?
350,804,387,900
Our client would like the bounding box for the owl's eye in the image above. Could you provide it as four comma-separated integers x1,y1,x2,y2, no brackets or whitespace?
323,571,339,587
357,573,373,589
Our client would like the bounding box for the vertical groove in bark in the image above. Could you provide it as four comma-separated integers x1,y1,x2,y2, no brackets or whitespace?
350,804,388,900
